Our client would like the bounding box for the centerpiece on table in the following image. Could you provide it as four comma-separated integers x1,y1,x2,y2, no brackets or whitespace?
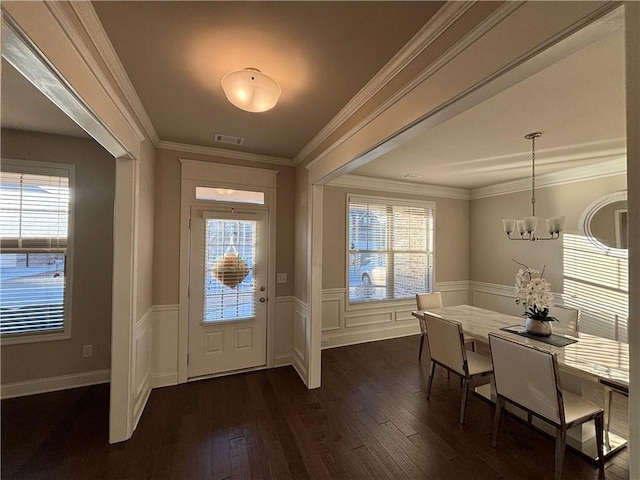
513,260,557,337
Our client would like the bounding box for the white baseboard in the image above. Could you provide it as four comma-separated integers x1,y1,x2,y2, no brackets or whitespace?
322,324,420,349
273,353,293,368
1,369,110,399
151,372,179,389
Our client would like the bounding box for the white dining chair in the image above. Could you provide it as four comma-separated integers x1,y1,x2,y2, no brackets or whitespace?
548,305,579,336
415,292,442,360
424,314,493,424
415,293,475,362
488,334,604,480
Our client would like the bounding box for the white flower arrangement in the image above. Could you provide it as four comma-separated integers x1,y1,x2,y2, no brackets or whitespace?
513,260,556,322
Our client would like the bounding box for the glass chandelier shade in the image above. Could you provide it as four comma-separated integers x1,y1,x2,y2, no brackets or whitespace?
221,68,281,113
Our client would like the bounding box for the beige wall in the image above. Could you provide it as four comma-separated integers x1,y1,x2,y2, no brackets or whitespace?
152,148,295,305
293,166,309,302
322,185,469,289
136,139,156,315
1,129,115,383
470,174,627,290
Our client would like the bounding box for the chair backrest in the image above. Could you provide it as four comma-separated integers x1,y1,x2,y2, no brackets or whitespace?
425,314,466,376
416,292,443,310
548,305,579,335
489,334,563,425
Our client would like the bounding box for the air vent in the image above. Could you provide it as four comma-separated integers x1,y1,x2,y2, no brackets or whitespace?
214,133,244,146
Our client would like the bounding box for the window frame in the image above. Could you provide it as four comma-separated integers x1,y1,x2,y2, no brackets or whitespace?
345,193,435,307
1,159,75,345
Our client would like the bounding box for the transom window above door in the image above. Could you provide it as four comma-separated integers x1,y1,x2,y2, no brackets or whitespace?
195,186,265,205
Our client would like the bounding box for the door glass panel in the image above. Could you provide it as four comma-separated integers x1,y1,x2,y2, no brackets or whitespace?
204,218,256,322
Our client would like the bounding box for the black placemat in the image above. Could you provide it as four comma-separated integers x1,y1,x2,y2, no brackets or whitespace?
500,325,578,347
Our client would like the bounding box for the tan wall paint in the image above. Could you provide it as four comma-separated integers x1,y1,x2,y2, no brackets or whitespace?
322,185,469,289
470,174,627,289
1,129,115,383
152,148,295,305
136,139,155,315
293,166,309,302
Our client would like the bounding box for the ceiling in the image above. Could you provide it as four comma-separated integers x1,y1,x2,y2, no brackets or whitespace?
0,2,626,190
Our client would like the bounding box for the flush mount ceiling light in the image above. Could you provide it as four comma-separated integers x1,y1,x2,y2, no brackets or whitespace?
221,68,281,113
502,132,565,241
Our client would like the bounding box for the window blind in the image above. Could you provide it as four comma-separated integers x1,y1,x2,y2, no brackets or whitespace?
1,170,70,335
348,196,434,303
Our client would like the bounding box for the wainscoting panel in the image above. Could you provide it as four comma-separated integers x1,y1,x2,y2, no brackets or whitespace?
151,305,179,388
292,298,308,383
133,307,153,430
321,281,470,349
274,297,294,367
345,311,393,328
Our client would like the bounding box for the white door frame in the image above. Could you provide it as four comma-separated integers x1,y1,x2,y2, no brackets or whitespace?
178,160,277,383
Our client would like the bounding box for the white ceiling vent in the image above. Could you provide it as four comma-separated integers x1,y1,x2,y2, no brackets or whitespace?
214,133,244,146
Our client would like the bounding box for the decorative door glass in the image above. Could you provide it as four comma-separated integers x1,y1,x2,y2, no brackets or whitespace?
203,218,256,322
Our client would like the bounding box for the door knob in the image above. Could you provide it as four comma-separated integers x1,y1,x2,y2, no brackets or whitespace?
259,297,266,303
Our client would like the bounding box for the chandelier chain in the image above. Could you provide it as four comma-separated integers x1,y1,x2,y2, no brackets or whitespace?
531,134,536,217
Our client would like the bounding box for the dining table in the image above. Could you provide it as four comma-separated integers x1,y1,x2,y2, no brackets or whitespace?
412,304,629,461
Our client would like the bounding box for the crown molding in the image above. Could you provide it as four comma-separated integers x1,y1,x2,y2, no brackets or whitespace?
158,141,295,167
470,157,627,199
42,2,149,145
68,2,159,145
294,1,477,166
328,174,470,200
303,2,523,173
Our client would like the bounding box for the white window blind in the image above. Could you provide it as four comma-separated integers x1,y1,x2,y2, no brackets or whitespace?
1,165,72,337
348,195,434,303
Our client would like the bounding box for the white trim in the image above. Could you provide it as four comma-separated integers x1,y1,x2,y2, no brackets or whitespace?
1,369,110,399
161,142,294,166
178,161,278,383
294,2,475,166
1,11,133,159
578,190,628,256
151,373,179,389
68,2,158,145
321,325,420,350
303,2,522,173
329,174,469,200
471,157,627,199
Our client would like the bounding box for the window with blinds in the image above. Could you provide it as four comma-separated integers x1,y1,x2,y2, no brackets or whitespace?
347,195,434,303
0,161,74,340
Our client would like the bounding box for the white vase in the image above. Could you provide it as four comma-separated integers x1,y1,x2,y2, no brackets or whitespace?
525,318,553,337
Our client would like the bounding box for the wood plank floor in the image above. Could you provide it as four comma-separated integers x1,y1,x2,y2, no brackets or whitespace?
2,335,629,479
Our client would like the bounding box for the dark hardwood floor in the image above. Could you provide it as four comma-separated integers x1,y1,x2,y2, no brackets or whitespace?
2,335,629,479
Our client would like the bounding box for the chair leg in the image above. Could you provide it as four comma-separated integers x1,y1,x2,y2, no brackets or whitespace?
603,386,612,448
595,413,605,470
554,427,567,480
418,334,425,360
491,398,504,447
426,362,436,399
459,377,469,424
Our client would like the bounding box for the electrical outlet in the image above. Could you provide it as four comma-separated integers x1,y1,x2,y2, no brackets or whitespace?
276,273,288,284
82,345,93,358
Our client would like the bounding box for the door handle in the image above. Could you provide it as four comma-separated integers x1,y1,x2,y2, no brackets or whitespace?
259,297,266,303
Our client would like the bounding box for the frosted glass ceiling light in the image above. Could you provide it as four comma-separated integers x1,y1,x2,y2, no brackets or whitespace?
502,132,565,241
221,68,281,113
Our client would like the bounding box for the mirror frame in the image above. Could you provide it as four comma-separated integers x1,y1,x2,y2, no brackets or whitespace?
579,190,628,256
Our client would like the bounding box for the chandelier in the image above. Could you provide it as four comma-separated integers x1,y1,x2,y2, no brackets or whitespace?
502,132,564,241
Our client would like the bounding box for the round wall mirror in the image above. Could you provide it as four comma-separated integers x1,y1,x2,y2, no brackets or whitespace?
580,191,628,253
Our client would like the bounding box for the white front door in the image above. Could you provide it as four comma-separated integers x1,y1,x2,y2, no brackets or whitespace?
188,207,268,378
